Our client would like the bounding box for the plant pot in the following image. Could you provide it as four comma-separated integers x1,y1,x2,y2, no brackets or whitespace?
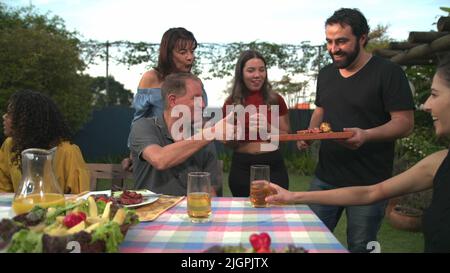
387,204,422,232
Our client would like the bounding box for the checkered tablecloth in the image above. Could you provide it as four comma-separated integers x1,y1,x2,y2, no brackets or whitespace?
120,197,348,253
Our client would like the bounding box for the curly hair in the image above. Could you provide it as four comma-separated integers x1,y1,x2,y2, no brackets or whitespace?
7,90,72,166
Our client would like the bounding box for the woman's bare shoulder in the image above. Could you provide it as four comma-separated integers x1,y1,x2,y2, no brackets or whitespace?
138,69,162,88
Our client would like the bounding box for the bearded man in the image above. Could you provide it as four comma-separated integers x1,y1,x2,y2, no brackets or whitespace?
297,8,415,253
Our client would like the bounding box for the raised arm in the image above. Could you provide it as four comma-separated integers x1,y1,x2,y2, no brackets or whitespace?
267,149,447,206
141,136,211,170
140,113,233,170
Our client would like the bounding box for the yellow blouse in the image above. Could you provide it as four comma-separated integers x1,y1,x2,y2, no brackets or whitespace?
0,137,90,194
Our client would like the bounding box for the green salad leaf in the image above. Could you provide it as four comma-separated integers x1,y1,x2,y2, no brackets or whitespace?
7,229,43,253
91,222,124,253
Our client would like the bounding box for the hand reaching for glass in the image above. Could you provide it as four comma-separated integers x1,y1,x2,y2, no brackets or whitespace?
264,183,297,205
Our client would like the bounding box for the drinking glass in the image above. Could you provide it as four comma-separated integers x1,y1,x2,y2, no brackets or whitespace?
187,172,212,223
249,165,270,208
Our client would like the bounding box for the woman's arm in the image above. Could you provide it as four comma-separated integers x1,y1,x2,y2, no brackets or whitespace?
267,150,448,205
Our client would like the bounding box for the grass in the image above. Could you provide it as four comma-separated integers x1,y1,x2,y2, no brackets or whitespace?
223,173,424,253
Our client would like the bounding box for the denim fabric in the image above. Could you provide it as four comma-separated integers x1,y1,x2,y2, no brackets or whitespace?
132,87,208,123
308,177,387,253
132,88,164,122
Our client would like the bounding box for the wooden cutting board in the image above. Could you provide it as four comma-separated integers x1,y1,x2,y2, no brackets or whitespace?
272,131,354,141
134,195,185,222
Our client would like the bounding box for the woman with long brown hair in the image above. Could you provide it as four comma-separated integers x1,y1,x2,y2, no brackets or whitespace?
222,50,290,197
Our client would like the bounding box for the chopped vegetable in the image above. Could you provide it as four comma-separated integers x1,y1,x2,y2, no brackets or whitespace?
91,222,123,253
62,212,86,228
88,196,98,217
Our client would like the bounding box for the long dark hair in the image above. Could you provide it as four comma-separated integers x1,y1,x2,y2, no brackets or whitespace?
7,90,71,166
155,27,197,80
229,50,277,105
437,52,450,86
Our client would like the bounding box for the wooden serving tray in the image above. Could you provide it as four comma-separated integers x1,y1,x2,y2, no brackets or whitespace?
272,131,354,142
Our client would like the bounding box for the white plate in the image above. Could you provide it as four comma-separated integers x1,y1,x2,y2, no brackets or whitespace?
113,190,161,208
78,190,160,208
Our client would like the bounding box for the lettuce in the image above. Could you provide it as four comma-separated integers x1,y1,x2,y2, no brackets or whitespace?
7,229,43,253
96,201,106,215
123,208,139,225
91,222,123,253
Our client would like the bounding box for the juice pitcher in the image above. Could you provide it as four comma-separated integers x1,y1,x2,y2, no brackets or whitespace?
12,148,65,215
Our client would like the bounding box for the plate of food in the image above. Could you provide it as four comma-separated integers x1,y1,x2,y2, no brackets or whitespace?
272,122,355,141
79,190,161,208
0,195,139,253
112,190,161,208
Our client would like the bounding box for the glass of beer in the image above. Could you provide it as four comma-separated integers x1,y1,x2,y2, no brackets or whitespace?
187,172,212,223
249,165,270,208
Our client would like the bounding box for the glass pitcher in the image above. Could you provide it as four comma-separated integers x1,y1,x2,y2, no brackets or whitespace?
12,148,65,215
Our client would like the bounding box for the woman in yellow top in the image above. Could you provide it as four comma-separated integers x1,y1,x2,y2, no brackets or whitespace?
0,90,90,194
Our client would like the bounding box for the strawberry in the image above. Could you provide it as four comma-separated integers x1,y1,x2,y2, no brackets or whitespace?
63,212,86,228
249,232,272,252
259,232,271,248
256,247,271,253
249,233,262,251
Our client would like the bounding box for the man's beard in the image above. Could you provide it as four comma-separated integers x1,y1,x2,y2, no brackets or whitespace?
330,41,360,69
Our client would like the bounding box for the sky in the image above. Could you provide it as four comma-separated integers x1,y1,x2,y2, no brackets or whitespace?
4,0,449,107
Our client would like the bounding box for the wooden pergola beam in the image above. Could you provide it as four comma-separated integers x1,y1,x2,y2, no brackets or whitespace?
389,42,421,50
408,31,449,43
391,34,450,65
373,48,403,58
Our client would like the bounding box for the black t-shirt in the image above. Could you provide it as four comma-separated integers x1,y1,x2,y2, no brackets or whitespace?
423,150,450,253
315,55,414,187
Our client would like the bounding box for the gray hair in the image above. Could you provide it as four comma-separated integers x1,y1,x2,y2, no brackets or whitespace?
161,73,201,108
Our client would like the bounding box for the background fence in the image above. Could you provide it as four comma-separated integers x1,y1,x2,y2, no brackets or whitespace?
69,107,313,162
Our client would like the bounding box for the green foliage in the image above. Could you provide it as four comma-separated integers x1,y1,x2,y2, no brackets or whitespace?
218,152,232,173
366,24,393,53
271,75,311,107
284,151,317,176
0,3,93,133
440,7,450,14
81,40,331,81
393,63,448,212
89,76,133,107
